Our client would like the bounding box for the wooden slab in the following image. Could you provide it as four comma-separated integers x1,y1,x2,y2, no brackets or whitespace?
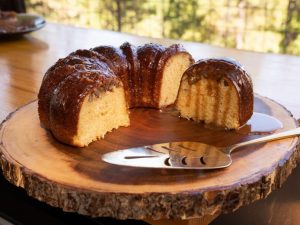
0,95,299,220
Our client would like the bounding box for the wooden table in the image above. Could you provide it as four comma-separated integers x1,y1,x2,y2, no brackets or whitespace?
0,23,300,225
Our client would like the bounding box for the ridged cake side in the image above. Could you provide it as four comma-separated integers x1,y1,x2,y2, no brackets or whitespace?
176,58,253,129
136,43,165,107
120,42,141,108
38,49,111,129
49,70,128,146
91,46,132,105
119,42,194,108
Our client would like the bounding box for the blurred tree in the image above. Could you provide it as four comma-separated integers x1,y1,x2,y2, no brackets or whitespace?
280,0,300,53
163,0,206,40
24,0,300,55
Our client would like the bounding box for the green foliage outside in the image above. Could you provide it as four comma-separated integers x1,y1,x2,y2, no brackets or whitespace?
25,0,300,55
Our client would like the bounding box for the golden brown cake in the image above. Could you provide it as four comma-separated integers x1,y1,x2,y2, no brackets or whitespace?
38,49,110,129
176,58,253,129
38,42,194,147
49,71,129,147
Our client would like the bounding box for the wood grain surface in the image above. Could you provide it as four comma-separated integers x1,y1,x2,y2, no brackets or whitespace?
0,95,299,220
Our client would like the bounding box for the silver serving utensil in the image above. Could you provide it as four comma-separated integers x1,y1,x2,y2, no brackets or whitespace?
101,127,300,170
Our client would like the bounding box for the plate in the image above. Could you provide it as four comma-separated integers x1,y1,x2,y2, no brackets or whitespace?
0,96,299,220
0,13,45,37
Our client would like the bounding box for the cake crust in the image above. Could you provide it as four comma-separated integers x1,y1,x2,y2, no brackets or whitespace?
92,45,133,107
49,70,121,145
38,49,114,128
180,58,253,127
120,42,141,107
137,43,165,107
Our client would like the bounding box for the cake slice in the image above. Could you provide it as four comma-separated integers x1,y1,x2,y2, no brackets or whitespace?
155,44,194,108
38,49,112,129
176,58,253,129
120,42,194,108
49,71,129,147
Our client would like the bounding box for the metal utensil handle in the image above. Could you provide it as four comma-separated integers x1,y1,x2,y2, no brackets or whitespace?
229,127,300,153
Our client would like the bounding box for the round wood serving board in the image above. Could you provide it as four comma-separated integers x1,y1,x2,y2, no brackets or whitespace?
0,95,299,220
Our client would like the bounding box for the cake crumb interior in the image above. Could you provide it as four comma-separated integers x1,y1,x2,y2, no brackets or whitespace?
74,86,130,147
159,53,192,107
176,77,240,129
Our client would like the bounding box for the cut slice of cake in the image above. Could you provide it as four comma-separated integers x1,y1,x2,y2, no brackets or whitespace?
49,71,129,147
176,58,253,129
155,45,195,108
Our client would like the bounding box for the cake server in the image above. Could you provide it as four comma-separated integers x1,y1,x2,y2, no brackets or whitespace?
101,127,300,170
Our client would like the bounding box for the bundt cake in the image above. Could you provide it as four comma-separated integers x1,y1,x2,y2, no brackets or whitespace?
176,58,253,129
38,42,194,147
